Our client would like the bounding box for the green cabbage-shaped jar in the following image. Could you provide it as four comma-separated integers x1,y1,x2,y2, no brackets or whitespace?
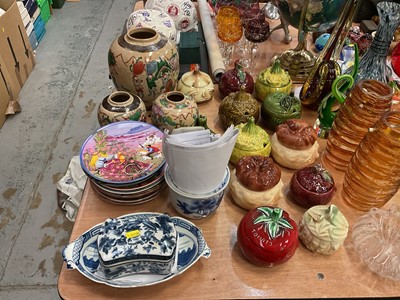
261,92,302,130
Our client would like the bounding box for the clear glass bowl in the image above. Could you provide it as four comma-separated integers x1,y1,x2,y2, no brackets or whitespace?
352,206,400,281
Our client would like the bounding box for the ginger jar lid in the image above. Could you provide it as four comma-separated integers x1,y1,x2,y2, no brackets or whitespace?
180,69,213,89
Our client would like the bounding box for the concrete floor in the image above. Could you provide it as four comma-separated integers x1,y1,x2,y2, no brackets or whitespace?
0,1,135,298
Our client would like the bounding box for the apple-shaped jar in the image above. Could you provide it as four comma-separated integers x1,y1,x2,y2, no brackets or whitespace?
218,60,254,99
290,164,336,208
237,206,299,267
299,204,349,255
151,91,198,133
261,92,302,130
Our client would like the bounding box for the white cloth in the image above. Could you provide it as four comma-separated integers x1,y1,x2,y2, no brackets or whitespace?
57,156,87,222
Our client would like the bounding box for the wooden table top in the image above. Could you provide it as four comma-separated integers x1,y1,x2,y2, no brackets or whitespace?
58,2,400,299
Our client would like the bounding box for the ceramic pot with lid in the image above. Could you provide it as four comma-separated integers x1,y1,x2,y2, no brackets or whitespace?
218,60,254,99
218,89,259,129
237,206,299,267
177,68,215,103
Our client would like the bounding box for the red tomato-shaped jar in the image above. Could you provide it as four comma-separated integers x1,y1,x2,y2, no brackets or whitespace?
237,206,298,267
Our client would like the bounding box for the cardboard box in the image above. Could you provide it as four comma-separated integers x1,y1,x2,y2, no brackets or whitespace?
0,0,35,99
0,0,35,127
0,53,18,128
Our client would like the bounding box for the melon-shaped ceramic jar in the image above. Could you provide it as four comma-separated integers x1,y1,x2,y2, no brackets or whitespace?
218,89,259,129
108,27,179,110
151,91,198,133
237,206,299,267
177,69,215,103
97,91,147,126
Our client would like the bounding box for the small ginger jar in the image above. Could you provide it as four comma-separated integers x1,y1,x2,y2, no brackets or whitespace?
177,69,215,103
97,91,147,126
151,91,198,133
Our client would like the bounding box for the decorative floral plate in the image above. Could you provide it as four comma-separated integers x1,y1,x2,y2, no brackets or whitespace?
62,213,211,288
80,121,165,185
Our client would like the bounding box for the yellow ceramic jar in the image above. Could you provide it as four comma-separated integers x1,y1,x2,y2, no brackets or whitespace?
255,59,292,102
177,69,215,103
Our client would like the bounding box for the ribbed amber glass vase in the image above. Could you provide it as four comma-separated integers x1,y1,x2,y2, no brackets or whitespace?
342,111,400,211
322,79,392,172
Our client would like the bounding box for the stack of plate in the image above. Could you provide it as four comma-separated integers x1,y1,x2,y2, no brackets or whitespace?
79,121,166,205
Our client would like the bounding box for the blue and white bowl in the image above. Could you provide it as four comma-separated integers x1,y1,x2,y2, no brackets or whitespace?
165,165,230,219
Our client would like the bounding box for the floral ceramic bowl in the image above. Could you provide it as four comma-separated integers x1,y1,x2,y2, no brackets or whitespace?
165,165,230,219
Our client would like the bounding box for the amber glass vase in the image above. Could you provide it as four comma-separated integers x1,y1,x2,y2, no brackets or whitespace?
322,79,392,172
342,112,400,211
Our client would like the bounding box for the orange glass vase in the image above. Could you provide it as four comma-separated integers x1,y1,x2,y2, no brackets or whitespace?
342,111,400,211
321,79,392,172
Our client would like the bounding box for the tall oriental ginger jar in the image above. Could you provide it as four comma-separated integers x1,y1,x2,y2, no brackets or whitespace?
108,27,179,109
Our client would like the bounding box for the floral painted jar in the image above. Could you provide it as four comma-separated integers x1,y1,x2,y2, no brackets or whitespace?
97,91,147,126
177,69,215,103
108,27,179,110
151,91,198,133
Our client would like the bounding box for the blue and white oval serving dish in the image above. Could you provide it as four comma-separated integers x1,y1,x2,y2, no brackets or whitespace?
62,212,211,288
